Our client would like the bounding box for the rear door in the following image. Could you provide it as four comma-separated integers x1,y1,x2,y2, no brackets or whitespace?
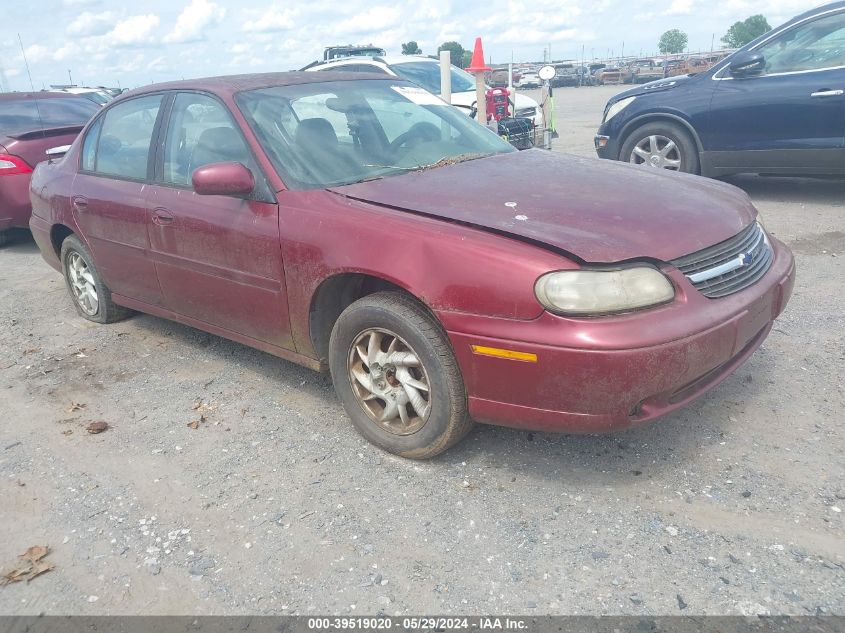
71,94,164,304
709,7,845,174
145,91,292,348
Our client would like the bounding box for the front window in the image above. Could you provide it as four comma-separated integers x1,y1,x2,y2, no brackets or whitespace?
390,61,476,93
161,92,254,186
236,79,514,189
755,10,845,74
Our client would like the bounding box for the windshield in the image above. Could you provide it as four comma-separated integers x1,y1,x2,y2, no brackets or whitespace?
0,97,99,136
391,61,476,93
236,79,514,189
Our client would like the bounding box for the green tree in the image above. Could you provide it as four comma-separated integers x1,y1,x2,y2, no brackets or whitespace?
460,50,473,69
401,41,422,55
721,15,771,48
659,29,688,54
438,41,465,68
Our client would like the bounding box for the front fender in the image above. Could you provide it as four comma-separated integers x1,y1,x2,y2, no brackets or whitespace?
278,190,573,356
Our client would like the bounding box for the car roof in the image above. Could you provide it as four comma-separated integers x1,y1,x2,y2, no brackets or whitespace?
0,91,79,103
119,71,395,100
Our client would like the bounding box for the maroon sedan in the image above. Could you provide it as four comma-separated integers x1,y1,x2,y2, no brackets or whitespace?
1,92,99,245
29,73,795,458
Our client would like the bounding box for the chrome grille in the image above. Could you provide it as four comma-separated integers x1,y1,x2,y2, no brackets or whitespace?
671,222,773,298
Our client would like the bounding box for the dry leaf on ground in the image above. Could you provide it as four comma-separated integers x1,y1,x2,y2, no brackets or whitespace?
20,546,48,563
1,545,53,586
67,402,86,413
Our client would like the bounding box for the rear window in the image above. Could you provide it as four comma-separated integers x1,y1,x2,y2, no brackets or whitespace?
0,97,99,136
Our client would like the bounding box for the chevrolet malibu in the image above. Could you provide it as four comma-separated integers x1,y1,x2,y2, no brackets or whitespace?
29,73,795,458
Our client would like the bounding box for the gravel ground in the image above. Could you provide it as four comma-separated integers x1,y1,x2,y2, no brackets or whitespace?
0,85,842,616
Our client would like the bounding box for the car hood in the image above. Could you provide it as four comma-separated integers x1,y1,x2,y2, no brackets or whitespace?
329,150,756,263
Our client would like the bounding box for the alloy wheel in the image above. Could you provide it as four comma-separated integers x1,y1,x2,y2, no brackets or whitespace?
630,134,682,170
347,328,431,435
67,251,99,316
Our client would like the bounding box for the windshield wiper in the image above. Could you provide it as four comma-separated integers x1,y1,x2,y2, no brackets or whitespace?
416,152,491,171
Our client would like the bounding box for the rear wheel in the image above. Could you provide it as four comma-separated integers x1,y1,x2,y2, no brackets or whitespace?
60,235,132,324
329,291,473,459
620,121,700,174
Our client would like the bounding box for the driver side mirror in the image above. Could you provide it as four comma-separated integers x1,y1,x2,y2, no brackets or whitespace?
192,162,254,197
729,52,765,77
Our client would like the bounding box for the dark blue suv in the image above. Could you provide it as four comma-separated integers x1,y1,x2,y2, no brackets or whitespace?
595,1,845,177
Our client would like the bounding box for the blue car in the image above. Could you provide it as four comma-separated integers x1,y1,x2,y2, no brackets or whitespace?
595,1,845,177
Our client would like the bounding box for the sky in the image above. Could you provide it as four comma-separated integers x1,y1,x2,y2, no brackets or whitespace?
0,0,827,91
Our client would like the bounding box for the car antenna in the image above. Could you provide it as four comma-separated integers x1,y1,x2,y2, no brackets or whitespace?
18,33,45,131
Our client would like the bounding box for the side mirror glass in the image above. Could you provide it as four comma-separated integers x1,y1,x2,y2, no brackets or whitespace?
729,52,765,77
192,162,254,197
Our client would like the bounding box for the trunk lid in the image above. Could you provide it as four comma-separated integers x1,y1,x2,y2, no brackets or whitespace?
1,126,84,170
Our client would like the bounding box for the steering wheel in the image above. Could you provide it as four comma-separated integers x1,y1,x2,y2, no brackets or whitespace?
388,122,441,156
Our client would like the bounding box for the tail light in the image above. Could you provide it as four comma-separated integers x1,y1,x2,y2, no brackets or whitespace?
0,153,33,176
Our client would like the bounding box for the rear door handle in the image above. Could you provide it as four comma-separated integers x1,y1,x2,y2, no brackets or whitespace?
810,89,844,97
72,196,88,211
152,208,174,226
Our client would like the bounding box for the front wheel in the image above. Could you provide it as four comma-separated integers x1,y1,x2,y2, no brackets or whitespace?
619,121,700,175
329,292,473,459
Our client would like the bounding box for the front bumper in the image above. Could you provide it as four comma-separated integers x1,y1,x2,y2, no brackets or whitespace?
439,237,795,434
594,133,619,160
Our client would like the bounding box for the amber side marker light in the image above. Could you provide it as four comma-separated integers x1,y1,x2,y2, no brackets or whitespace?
471,345,538,363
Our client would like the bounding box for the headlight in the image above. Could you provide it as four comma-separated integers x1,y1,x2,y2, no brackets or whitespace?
603,96,636,123
535,267,675,316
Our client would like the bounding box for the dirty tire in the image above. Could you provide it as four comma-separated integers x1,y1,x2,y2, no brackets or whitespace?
329,291,473,459
60,234,132,324
620,121,700,175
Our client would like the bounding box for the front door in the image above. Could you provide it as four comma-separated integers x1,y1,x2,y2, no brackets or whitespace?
146,91,292,349
708,8,845,174
71,94,164,304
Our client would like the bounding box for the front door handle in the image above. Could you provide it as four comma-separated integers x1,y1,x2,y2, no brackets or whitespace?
810,89,844,97
72,196,88,211
152,208,174,226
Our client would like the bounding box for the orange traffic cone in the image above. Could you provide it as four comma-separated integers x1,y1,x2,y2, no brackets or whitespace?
465,37,492,73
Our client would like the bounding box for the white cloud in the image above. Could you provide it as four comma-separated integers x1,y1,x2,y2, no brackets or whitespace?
67,11,115,36
62,0,98,5
242,7,296,32
337,6,401,34
165,0,226,43
104,14,160,47
666,0,695,16
24,44,50,64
